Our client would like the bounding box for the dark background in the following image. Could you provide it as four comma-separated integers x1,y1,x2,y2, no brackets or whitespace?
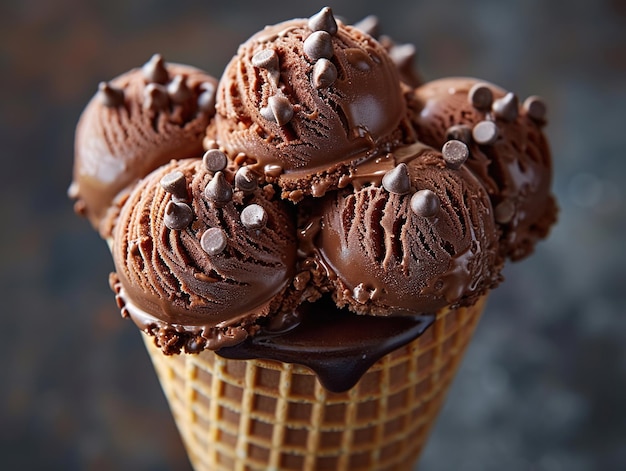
2,0,625,469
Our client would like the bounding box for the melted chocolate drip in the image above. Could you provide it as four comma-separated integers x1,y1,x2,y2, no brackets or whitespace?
217,296,435,393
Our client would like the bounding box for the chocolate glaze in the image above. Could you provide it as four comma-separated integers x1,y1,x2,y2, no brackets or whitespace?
217,295,435,393
112,159,301,354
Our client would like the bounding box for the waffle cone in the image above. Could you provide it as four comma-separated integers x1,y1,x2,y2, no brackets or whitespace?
143,295,488,471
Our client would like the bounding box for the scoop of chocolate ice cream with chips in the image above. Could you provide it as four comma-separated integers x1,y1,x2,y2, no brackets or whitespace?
312,144,503,316
70,54,218,237
214,7,415,202
410,77,558,260
110,156,299,354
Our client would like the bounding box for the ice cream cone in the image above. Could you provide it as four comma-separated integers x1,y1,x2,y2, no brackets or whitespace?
143,295,487,471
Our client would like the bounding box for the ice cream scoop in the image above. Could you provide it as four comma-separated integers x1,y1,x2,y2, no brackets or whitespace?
69,54,218,237
110,158,298,354
314,145,503,315
410,77,557,260
214,7,415,201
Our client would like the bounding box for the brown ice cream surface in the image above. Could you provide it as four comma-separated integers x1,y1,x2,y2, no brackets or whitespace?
73,8,557,392
111,158,298,354
214,14,415,201
315,147,502,315
70,55,217,238
410,77,557,260
217,295,435,393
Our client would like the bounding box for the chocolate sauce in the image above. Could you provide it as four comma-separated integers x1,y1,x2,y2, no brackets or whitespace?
217,296,435,393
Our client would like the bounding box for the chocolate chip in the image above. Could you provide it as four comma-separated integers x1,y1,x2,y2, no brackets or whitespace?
442,140,469,169
167,75,191,103
235,167,258,193
472,120,498,145
492,92,519,121
203,149,228,173
495,199,515,224
303,31,334,61
251,49,280,86
204,171,232,205
308,7,338,35
312,58,337,89
164,201,193,230
523,95,547,122
252,49,279,71
97,82,124,107
353,283,371,304
468,83,493,110
410,189,440,218
261,95,293,126
445,124,472,144
197,82,216,113
143,83,169,111
389,43,416,70
353,15,380,37
382,163,411,195
160,171,188,201
200,227,227,255
260,106,274,122
240,204,267,230
142,54,169,84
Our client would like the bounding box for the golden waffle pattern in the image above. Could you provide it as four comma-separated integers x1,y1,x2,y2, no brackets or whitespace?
144,296,486,471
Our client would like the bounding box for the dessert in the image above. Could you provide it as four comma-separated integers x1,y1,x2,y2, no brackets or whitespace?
315,145,502,316
71,7,557,471
409,77,557,260
70,54,218,237
213,10,415,201
110,158,299,354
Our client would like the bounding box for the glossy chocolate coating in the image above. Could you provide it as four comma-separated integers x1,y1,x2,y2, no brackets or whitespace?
218,295,435,392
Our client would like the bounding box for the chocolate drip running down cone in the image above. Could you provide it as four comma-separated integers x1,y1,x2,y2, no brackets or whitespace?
145,297,487,471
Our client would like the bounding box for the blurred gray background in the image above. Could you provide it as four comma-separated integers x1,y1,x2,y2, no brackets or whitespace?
1,0,625,469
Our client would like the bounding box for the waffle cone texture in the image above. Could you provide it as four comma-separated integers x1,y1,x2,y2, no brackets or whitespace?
143,295,487,471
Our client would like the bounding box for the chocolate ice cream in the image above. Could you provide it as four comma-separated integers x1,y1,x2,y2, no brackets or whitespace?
71,7,557,372
69,54,217,237
410,77,557,259
214,9,415,201
110,158,298,354
315,146,502,316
